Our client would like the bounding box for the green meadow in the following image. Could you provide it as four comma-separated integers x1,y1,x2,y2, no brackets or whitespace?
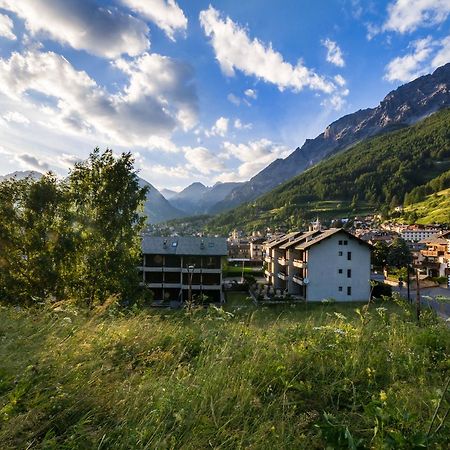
1,296,449,449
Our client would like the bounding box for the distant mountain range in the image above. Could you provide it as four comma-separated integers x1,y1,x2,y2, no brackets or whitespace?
209,62,450,212
166,181,242,216
0,170,42,182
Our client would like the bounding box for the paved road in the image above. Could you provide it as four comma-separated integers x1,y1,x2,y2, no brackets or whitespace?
393,285,450,321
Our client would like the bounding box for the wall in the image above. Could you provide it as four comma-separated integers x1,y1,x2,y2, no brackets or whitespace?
306,233,371,301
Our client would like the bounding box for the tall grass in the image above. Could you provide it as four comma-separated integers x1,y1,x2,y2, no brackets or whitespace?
1,297,449,449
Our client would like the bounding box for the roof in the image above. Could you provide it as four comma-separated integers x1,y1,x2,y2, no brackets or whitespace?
264,231,303,249
419,230,450,244
279,230,321,249
142,236,227,256
295,228,372,250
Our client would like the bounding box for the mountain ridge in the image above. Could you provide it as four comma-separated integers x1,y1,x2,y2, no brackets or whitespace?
211,63,450,212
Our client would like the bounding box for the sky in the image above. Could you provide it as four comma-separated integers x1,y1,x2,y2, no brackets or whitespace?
0,0,449,191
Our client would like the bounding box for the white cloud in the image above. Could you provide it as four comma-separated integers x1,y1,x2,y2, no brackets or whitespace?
113,52,198,132
227,93,241,106
432,35,450,66
0,50,198,149
3,111,30,124
205,116,229,137
0,13,16,40
384,36,436,82
121,0,187,41
334,74,347,86
322,39,345,67
183,146,225,174
219,139,290,181
244,88,257,99
0,0,149,58
199,6,336,94
384,0,450,33
234,119,252,130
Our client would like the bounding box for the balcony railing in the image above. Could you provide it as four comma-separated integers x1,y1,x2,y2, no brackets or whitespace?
277,272,287,281
292,275,304,285
293,259,307,268
422,250,439,257
278,257,287,266
264,255,272,263
264,269,272,277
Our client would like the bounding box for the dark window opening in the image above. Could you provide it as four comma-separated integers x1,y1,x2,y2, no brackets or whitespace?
347,269,351,278
347,251,352,261
347,286,351,296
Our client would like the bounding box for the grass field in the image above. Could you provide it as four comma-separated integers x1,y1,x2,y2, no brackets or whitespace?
1,297,449,449
403,188,450,225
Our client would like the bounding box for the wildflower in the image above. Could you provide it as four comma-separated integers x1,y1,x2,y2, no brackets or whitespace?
380,390,387,403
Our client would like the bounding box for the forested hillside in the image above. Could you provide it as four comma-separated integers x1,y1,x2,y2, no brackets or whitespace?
207,108,450,233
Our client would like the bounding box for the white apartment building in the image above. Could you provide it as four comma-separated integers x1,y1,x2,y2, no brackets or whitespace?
264,228,372,301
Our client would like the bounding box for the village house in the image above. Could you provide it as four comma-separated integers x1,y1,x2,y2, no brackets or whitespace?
417,230,450,287
140,236,227,305
263,228,372,301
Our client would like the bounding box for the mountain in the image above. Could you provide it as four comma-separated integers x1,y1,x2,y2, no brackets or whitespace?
169,181,242,215
160,188,178,200
213,63,450,212
0,170,43,182
206,107,450,233
138,178,184,224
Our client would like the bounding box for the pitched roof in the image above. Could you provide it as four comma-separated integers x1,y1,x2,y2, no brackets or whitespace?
279,230,321,249
264,231,303,249
295,228,372,250
141,236,227,256
419,230,450,244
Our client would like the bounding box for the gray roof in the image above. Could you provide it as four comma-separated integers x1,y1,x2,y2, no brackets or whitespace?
296,228,372,250
279,230,321,249
141,236,227,256
264,231,303,249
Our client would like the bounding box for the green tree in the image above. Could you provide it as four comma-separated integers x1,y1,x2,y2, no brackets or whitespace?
387,238,412,269
372,241,389,269
0,174,70,303
66,148,148,306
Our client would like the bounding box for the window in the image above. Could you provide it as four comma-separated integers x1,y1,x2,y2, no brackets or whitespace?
338,251,343,256
338,240,343,245
343,240,348,245
339,286,343,292
347,286,351,296
347,269,351,278
338,269,343,274
347,251,352,260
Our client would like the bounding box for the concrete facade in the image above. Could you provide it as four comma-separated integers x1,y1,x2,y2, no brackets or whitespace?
263,229,372,301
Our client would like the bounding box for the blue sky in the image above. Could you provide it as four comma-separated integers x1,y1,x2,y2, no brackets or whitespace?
0,0,449,191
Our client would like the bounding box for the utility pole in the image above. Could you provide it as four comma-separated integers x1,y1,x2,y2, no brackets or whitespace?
407,264,411,303
415,268,421,323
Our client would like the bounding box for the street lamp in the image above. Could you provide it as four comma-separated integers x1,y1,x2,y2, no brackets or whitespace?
187,264,195,306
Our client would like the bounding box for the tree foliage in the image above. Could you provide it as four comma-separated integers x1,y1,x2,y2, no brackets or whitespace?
0,149,148,306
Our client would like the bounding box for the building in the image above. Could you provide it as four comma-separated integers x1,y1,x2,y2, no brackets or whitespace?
249,236,265,261
140,236,227,304
264,228,372,301
227,238,251,259
417,231,450,286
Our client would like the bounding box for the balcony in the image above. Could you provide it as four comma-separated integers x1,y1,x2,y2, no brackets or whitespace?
293,275,305,285
277,272,287,281
264,269,272,277
422,250,439,257
182,284,221,290
264,255,272,263
278,257,287,266
293,259,307,268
